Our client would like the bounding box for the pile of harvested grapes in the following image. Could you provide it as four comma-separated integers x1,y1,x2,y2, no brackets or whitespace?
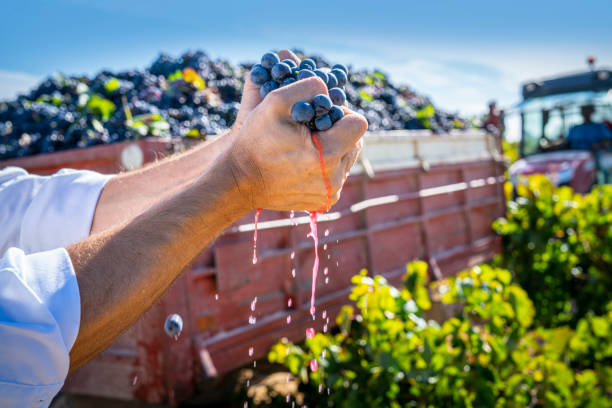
0,49,466,160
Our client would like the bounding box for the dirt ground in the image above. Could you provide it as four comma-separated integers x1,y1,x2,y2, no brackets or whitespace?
51,361,300,408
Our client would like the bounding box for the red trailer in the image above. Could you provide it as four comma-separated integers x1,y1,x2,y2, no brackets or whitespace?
0,130,505,405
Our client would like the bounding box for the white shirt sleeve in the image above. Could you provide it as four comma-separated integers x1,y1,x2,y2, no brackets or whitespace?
0,166,114,407
0,166,113,255
0,247,80,408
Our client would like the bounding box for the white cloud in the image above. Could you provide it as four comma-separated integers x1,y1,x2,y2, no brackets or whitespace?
0,70,41,101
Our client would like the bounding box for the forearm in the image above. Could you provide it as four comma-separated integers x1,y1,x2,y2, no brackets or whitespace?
90,131,236,234
68,149,250,370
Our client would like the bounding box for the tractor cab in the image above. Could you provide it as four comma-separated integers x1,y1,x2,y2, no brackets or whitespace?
509,59,612,193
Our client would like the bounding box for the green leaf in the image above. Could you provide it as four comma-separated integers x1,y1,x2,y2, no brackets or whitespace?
359,90,373,102
168,69,183,82
104,77,120,93
416,104,435,119
86,94,115,121
591,317,609,337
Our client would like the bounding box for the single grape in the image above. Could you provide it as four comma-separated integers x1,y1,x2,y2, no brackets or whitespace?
314,114,333,131
282,77,296,87
330,69,347,88
271,62,292,82
250,64,270,86
282,59,297,68
312,94,333,116
326,73,338,89
297,69,316,81
332,64,348,74
299,59,316,70
314,69,328,84
329,88,347,106
291,101,315,123
261,52,280,69
260,80,279,98
328,105,344,124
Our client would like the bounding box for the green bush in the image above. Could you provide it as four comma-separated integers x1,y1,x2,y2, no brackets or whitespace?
493,175,612,327
269,262,612,408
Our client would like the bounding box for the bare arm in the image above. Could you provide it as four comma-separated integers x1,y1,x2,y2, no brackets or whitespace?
68,148,248,370
90,130,235,234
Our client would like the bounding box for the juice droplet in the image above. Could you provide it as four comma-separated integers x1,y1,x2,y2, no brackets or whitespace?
311,133,332,211
248,315,256,324
290,210,295,226
250,297,257,311
286,394,290,403
252,208,261,264
323,243,327,250
248,347,254,357
307,212,320,316
290,251,295,259
323,267,328,275
291,268,296,278
287,298,293,307
322,349,326,358
306,327,315,339
324,229,330,237
310,359,318,372
286,315,291,324
132,375,138,386
214,293,219,300
323,323,328,333
325,277,329,285
322,310,327,319
319,384,323,393
253,361,256,367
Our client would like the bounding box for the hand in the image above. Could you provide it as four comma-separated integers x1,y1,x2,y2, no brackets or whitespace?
229,76,367,212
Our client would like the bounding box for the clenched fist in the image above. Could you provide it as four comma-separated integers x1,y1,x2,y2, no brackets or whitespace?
229,74,367,212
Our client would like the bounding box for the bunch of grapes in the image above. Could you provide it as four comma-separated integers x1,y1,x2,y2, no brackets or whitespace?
250,52,349,131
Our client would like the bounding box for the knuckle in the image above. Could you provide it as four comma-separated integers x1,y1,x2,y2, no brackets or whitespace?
266,90,284,107
306,77,328,95
357,115,369,134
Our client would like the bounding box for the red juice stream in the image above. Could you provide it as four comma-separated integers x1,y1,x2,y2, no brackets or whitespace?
306,131,331,372
311,133,332,212
252,208,261,264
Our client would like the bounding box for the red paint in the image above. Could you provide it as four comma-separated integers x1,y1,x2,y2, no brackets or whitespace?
311,132,332,212
252,208,261,264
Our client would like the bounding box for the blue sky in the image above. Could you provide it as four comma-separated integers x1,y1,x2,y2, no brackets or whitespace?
1,0,611,128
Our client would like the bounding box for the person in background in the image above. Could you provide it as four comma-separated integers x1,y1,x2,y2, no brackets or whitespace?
483,100,504,153
567,104,611,150
483,100,503,137
567,104,612,183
